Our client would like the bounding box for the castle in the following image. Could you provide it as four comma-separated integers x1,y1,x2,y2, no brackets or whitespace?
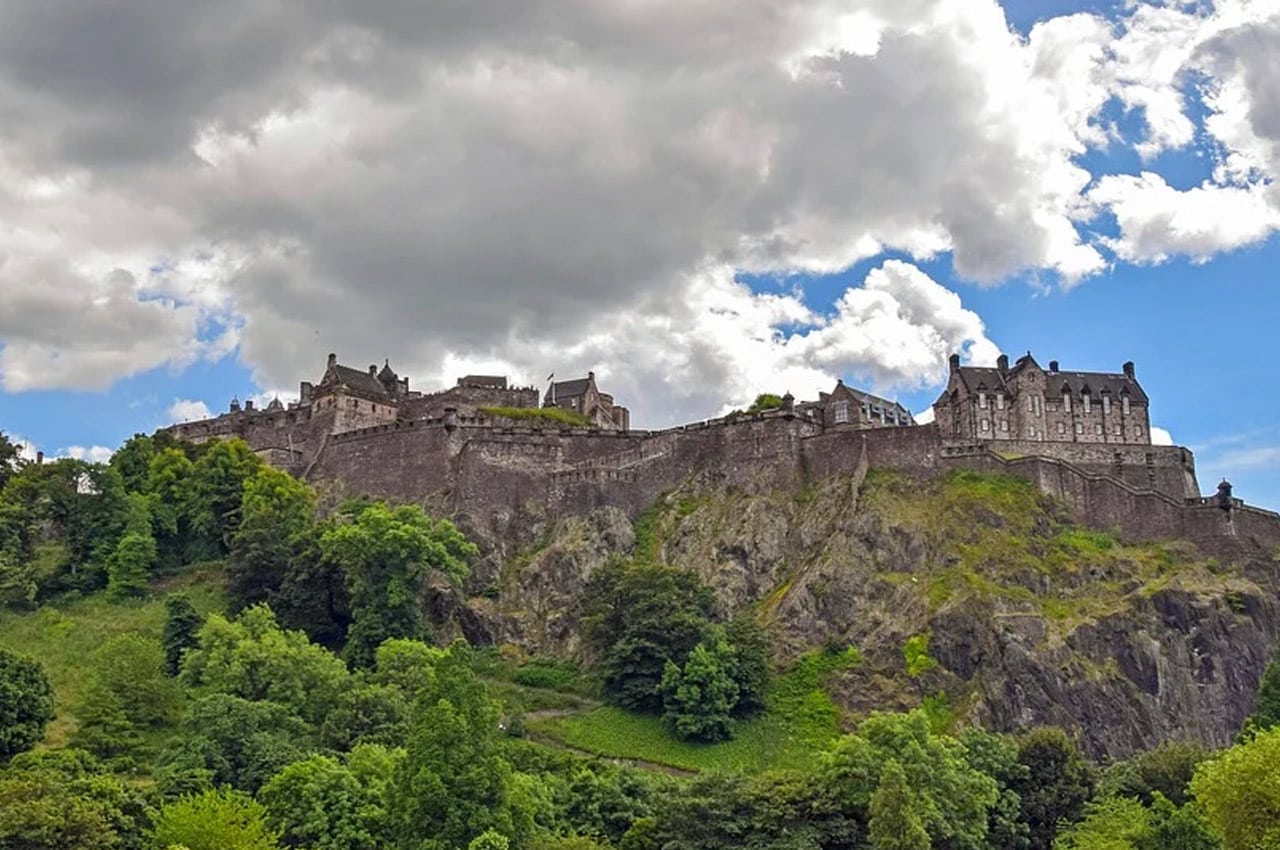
166,351,1280,552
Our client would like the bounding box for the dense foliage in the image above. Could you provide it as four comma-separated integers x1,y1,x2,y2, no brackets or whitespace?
2,429,1280,849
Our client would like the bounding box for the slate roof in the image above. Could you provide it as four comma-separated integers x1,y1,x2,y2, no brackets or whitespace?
943,358,1148,404
547,377,592,404
325,364,391,398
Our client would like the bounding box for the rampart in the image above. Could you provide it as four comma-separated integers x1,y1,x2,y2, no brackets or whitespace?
301,411,1280,555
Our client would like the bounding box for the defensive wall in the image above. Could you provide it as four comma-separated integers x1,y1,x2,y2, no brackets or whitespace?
301,409,1280,554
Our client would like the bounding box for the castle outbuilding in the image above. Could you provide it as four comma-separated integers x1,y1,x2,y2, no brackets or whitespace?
932,352,1152,445
798,379,915,430
544,372,630,430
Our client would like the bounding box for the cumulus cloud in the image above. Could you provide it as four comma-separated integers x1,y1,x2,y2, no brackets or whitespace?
1150,425,1174,447
168,398,213,422
0,0,1109,410
0,0,1274,412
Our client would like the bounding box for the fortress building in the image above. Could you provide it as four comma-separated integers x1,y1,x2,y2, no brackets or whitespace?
164,348,1280,553
933,353,1151,445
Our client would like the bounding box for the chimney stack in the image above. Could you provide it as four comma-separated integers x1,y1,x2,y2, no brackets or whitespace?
997,354,1009,375
35,451,43,465
327,353,337,369
1123,361,1135,380
948,353,960,374
245,399,255,411
369,364,377,377
1049,360,1059,373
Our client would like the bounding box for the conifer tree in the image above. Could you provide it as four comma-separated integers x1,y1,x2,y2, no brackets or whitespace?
107,493,156,598
163,592,203,676
869,760,931,850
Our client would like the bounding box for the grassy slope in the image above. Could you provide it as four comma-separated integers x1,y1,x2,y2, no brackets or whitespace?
0,565,227,748
528,648,855,774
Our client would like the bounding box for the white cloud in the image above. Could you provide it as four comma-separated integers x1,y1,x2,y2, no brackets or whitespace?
168,398,212,422
1151,425,1174,446
60,445,115,464
1089,172,1280,262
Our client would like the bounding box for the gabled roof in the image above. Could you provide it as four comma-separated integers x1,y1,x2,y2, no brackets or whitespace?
547,377,592,402
377,360,399,384
1045,372,1147,403
323,364,391,398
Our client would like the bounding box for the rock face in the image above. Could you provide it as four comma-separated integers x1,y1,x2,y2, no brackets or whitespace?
445,467,1280,759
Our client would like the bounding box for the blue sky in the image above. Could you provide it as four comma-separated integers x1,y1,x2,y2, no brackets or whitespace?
1,0,1278,509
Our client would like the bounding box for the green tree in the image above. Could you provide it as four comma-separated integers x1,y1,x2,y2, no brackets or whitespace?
389,645,517,850
90,634,183,726
226,467,316,613
107,493,157,598
163,592,203,676
1014,727,1096,850
1053,795,1150,850
579,560,716,712
659,630,739,742
469,830,511,850
147,447,196,569
261,753,392,850
960,727,1031,850
109,434,156,494
320,503,474,668
1140,794,1220,850
723,615,770,717
1190,725,1280,850
372,638,446,697
318,681,409,751
0,649,55,761
156,694,312,794
869,759,932,850
1099,741,1208,807
0,431,24,490
0,749,151,850
152,788,282,850
189,438,262,557
823,709,998,850
71,676,142,761
1246,642,1280,735
181,604,350,724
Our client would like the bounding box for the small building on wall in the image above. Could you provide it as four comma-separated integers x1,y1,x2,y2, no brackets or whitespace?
544,372,630,430
932,352,1152,445
797,379,915,429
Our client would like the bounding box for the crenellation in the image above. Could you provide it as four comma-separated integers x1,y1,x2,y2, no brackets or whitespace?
160,348,1280,552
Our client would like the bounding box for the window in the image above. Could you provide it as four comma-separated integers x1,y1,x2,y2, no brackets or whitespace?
996,393,1006,410
978,392,988,409
1122,396,1131,416
1134,426,1143,437
833,401,849,424
1113,424,1121,435
1063,394,1072,413
1082,394,1091,414
1074,422,1084,434
1102,395,1111,415
1095,424,1103,435
1057,422,1066,435
981,419,990,432
1028,427,1038,438
999,420,1008,433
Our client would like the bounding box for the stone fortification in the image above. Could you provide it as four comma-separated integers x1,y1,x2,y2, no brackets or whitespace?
165,351,1280,555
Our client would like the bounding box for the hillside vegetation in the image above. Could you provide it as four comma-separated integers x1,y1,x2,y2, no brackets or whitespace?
1,429,1280,850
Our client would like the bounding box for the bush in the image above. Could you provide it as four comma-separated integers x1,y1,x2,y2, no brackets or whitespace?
0,649,55,761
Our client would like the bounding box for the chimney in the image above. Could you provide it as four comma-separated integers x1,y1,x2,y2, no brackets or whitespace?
245,399,255,411
369,364,377,377
35,451,43,465
1049,360,1059,373
1123,361,1135,380
948,353,960,374
997,354,1009,375
327,353,337,369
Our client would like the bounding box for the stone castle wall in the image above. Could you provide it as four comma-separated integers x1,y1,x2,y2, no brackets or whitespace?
297,412,1280,553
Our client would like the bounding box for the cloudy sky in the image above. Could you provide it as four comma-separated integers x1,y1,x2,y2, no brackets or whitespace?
1,0,1278,506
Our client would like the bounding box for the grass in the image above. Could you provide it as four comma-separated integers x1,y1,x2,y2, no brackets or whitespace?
481,406,595,428
0,564,227,748
529,647,853,774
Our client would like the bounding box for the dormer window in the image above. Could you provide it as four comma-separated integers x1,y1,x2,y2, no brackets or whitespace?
1121,393,1131,416
1063,392,1072,414
978,391,988,409
1083,393,1091,415
996,393,1005,410
834,401,849,424
1102,393,1111,415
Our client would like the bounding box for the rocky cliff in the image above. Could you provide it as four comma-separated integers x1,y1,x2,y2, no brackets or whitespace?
442,466,1280,760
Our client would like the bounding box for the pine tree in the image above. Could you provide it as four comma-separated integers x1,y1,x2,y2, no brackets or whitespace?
869,760,932,850
162,592,203,676
107,493,156,598
71,676,141,760
1245,643,1280,733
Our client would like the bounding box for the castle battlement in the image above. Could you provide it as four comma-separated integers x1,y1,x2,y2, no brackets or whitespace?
161,349,1280,553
